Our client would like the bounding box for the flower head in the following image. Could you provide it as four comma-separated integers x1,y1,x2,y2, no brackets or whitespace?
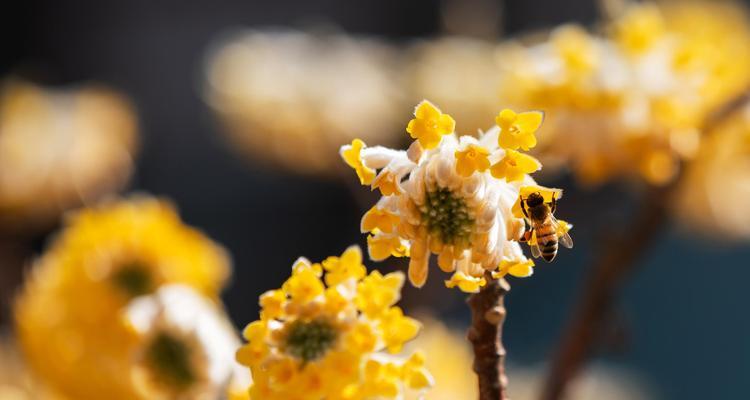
13,196,231,399
406,100,456,150
342,101,565,293
235,246,432,400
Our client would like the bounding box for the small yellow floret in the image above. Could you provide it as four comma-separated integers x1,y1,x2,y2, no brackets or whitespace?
362,206,401,234
356,270,404,318
454,144,491,177
259,289,286,320
490,149,542,182
372,171,402,195
496,109,543,151
367,232,409,261
341,138,376,185
321,246,367,286
282,261,324,303
444,271,486,293
406,100,455,150
493,259,535,279
378,307,421,354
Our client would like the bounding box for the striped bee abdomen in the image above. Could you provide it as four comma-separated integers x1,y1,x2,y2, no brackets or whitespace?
536,223,558,262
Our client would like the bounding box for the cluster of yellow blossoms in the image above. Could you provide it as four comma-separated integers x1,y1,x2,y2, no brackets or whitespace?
14,197,243,400
341,100,571,292
236,246,432,400
500,0,750,186
0,80,138,232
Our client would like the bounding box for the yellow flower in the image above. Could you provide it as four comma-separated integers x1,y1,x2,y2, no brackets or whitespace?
355,270,404,318
372,170,403,195
321,246,367,286
612,3,665,55
454,144,491,177
367,232,409,262
444,272,487,293
406,100,455,150
341,139,376,185
490,149,542,182
401,352,434,390
236,247,430,399
260,289,287,320
362,206,401,234
495,109,543,151
493,259,535,279
377,307,421,354
13,196,232,400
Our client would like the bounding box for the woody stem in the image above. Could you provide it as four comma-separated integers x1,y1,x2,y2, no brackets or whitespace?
468,272,510,400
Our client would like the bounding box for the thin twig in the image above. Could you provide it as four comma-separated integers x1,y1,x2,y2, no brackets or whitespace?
468,272,510,400
541,89,750,400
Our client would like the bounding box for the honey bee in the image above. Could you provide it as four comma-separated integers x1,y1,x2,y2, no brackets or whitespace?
518,191,573,262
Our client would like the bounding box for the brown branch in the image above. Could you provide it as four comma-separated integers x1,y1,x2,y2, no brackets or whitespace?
541,89,750,400
468,272,510,400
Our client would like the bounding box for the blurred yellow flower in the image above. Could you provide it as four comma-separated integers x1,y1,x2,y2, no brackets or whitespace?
14,196,231,400
125,285,244,399
342,101,560,292
235,246,432,400
407,100,456,150
204,30,404,177
611,3,665,55
0,80,137,233
500,0,750,187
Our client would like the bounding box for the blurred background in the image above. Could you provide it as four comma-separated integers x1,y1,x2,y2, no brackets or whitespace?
1,0,750,399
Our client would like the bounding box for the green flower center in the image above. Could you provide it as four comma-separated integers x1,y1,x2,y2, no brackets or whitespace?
284,319,338,363
145,332,195,390
112,262,153,297
421,188,475,246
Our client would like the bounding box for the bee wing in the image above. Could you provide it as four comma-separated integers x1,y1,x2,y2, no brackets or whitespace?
530,242,542,258
559,231,574,249
548,216,574,249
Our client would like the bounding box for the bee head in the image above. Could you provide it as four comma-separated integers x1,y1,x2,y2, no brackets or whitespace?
525,192,544,207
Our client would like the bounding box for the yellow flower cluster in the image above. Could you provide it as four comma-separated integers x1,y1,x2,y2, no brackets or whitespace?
0,80,138,233
236,246,432,400
14,196,232,400
500,0,750,186
204,30,403,176
341,100,570,292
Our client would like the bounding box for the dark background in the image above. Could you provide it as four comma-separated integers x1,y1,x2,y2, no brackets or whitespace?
2,1,749,398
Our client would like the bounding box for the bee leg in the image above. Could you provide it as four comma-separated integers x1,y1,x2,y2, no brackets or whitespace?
519,220,532,242
520,198,530,219
550,196,557,214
